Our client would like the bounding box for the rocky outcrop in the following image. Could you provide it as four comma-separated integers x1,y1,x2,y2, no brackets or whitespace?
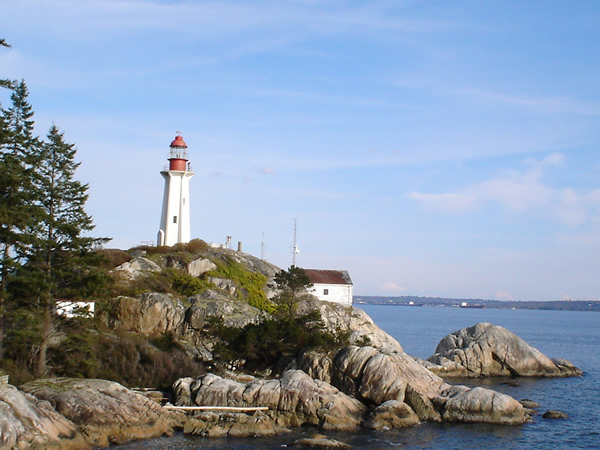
185,290,266,330
174,370,366,431
113,256,162,280
0,383,88,449
331,345,446,422
104,293,186,336
298,296,404,354
20,378,175,447
328,344,528,426
187,257,217,277
426,323,583,377
181,411,289,438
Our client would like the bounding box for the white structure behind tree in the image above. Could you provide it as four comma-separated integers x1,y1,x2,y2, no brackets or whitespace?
304,269,353,306
157,134,194,246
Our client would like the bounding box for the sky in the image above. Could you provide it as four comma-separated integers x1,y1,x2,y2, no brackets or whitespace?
1,0,599,301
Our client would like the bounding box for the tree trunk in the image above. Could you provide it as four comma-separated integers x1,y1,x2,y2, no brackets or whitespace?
35,302,52,378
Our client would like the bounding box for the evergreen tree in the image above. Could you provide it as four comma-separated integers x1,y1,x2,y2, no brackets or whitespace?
22,124,104,376
0,39,14,90
271,266,313,319
0,81,39,297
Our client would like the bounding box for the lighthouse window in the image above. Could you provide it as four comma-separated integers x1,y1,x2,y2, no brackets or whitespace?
183,198,186,205
173,216,177,223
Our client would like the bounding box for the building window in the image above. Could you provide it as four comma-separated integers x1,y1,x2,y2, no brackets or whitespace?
323,289,329,295
173,216,177,223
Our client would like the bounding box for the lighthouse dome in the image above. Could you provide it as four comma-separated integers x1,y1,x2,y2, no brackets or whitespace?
170,135,188,149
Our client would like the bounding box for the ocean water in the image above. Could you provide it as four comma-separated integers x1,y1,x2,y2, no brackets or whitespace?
119,306,600,449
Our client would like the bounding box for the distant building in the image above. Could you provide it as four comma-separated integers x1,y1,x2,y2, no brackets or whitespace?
304,269,353,306
56,301,95,318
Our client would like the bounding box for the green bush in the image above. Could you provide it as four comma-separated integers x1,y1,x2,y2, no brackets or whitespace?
208,257,274,313
171,271,211,297
207,311,344,371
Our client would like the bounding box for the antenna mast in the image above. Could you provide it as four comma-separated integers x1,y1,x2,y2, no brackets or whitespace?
292,218,299,266
261,232,267,261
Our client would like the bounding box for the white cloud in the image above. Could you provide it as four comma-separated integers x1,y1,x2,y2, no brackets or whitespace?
407,153,600,227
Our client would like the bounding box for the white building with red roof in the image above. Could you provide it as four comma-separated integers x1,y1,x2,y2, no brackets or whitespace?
303,269,353,306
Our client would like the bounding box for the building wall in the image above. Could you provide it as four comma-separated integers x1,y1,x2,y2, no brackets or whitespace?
311,283,353,306
158,169,194,246
56,301,95,318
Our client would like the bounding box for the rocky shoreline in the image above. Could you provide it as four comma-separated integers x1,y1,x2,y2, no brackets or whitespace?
0,254,583,448
1,318,581,448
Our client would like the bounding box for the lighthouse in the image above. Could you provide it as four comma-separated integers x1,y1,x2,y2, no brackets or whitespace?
157,133,194,247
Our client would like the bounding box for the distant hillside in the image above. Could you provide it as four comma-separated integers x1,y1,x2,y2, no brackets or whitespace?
354,296,600,312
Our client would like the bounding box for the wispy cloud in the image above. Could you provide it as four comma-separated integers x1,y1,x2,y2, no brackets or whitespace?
408,153,600,227
259,167,277,175
455,88,600,116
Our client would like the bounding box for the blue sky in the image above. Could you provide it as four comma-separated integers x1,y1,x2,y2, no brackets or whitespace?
2,1,599,300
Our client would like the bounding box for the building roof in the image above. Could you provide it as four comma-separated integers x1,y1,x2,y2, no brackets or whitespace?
304,269,352,285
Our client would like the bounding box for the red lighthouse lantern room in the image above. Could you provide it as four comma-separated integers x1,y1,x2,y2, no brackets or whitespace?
168,134,189,171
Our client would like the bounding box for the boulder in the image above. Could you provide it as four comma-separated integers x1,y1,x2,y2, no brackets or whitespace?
175,370,366,431
292,434,351,448
113,256,162,280
331,345,446,422
187,258,217,277
182,411,289,437
436,385,528,425
20,378,175,447
363,400,420,430
298,350,333,384
0,383,88,449
543,410,568,419
185,291,266,330
426,323,583,377
105,293,186,336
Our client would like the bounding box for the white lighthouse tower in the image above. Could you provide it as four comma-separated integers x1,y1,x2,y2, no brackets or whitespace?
157,133,194,247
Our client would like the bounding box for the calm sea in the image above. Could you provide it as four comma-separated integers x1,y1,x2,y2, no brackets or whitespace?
119,306,600,449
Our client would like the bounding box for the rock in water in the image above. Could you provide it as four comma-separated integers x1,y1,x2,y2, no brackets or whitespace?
292,434,351,448
363,400,420,430
543,410,569,419
426,323,583,377
0,383,88,449
20,378,174,447
436,386,528,425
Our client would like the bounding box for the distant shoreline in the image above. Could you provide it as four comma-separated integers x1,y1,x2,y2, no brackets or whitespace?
354,296,600,312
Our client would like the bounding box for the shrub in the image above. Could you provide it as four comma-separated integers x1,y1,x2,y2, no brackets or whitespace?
208,257,274,313
171,271,211,297
207,311,342,371
96,249,132,269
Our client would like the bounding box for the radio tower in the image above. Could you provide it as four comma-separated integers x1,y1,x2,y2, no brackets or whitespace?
292,218,299,266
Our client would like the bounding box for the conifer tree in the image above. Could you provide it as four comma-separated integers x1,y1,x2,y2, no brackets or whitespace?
271,266,313,319
0,81,39,297
23,124,103,376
